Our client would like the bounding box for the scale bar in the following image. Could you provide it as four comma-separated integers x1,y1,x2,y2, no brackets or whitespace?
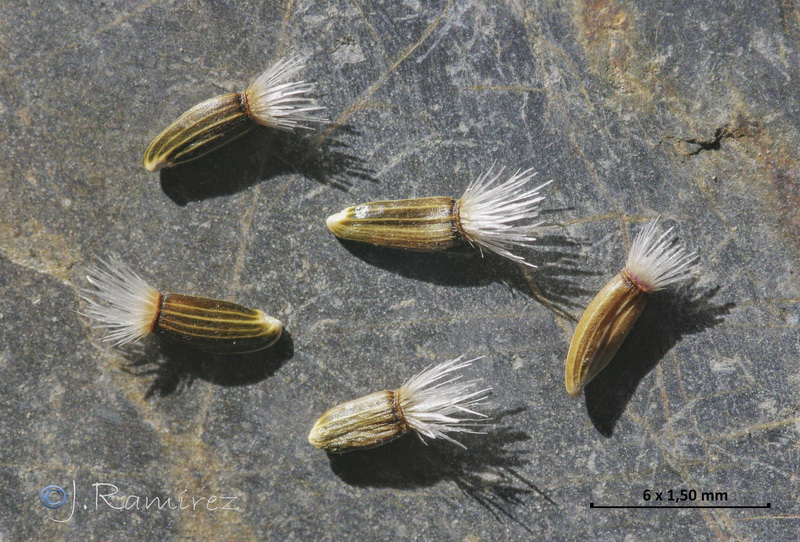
590,503,771,509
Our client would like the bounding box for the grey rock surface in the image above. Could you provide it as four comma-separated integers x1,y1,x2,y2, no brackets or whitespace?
2,0,798,540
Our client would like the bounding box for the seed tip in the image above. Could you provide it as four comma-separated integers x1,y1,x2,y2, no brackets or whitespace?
308,420,325,449
326,210,347,232
143,157,164,173
258,312,284,341
566,383,582,398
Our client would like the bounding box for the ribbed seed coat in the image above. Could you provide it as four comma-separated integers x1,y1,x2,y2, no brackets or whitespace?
308,391,406,453
143,93,253,172
155,293,282,354
326,197,461,250
564,270,647,397
563,219,698,397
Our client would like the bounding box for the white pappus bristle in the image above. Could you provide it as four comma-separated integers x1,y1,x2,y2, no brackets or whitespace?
624,219,698,292
397,356,491,448
245,55,325,130
457,166,552,267
80,257,161,346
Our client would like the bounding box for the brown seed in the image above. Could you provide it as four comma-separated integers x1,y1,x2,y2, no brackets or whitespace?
325,167,552,266
325,197,460,251
143,56,323,172
309,357,490,454
563,220,697,397
81,257,282,354
308,391,406,453
564,270,647,397
143,93,254,172
155,293,282,354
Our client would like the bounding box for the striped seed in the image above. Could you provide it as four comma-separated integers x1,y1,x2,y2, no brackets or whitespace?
308,390,407,453
564,270,648,397
155,293,282,354
143,93,255,172
326,197,461,250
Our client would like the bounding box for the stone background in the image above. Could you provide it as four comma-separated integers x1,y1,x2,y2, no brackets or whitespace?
2,0,798,539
